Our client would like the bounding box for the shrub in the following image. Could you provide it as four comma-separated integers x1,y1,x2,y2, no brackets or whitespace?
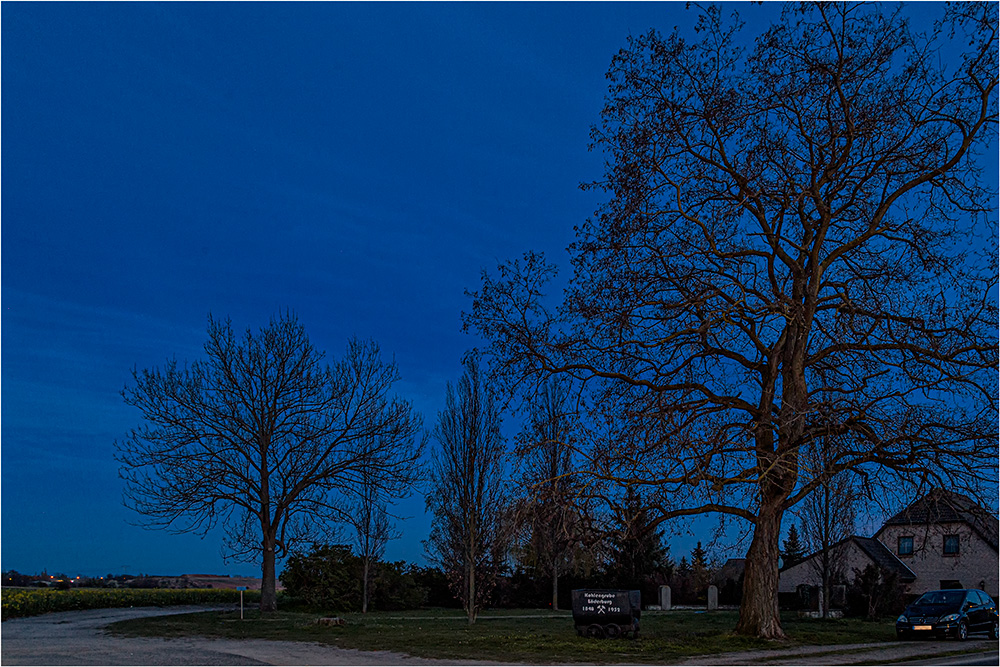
280,544,363,611
845,564,905,620
371,561,428,611
280,544,433,612
410,566,461,608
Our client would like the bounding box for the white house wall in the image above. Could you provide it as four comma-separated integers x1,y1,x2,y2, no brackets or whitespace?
875,522,998,597
778,541,873,594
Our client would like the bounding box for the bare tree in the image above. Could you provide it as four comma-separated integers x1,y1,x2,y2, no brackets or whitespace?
514,378,585,610
466,3,998,638
799,438,859,618
346,452,401,613
425,353,508,624
116,313,423,611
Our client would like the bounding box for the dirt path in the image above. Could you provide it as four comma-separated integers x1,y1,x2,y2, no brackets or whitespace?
0,606,501,666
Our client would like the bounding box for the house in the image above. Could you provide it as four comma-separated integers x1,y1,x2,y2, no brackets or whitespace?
778,535,916,607
874,489,998,596
779,489,999,600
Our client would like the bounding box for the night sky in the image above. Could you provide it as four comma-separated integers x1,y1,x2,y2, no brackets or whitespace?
1,2,955,578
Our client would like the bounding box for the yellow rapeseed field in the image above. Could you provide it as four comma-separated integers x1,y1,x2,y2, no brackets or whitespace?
1,587,258,620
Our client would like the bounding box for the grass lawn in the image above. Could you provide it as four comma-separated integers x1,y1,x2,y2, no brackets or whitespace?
108,608,897,663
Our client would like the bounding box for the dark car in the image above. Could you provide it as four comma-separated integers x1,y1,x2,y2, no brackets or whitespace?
896,589,999,640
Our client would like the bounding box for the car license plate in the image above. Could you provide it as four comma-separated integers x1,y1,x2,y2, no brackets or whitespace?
913,625,933,631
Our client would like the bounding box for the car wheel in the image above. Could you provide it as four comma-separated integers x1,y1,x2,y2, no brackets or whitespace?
957,621,968,641
605,623,622,639
585,623,606,639
895,630,907,641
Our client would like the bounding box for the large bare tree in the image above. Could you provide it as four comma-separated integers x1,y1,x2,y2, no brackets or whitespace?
116,314,423,611
466,3,998,638
425,353,508,624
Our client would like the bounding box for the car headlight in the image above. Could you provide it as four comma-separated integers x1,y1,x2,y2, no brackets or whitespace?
897,615,908,623
939,613,960,623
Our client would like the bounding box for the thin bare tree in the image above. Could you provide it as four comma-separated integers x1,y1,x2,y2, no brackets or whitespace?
799,439,859,618
346,451,401,613
514,378,585,610
116,313,423,611
466,3,998,638
425,353,508,624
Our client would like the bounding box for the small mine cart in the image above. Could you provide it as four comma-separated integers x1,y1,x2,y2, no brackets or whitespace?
571,589,641,639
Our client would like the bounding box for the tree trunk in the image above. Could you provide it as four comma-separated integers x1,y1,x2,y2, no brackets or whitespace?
260,541,278,612
552,563,559,611
362,558,370,614
821,484,830,618
467,560,477,625
821,551,830,619
735,500,786,639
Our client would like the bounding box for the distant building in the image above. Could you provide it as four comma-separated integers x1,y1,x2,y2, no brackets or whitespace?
140,574,272,590
779,489,999,600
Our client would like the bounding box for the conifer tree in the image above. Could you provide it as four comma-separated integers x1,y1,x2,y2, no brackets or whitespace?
689,541,711,600
605,486,671,602
782,524,805,567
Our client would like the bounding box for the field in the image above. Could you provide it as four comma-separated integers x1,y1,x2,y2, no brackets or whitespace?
1,587,260,621
108,608,898,664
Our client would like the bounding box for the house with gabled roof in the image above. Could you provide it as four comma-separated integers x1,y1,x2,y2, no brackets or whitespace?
779,489,999,600
778,535,917,604
874,489,998,596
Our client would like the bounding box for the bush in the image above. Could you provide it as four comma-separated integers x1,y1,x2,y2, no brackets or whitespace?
281,544,362,611
370,562,428,611
845,564,905,620
410,566,461,609
280,544,433,612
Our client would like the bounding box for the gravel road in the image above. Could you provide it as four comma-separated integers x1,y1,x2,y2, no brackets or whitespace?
0,606,500,666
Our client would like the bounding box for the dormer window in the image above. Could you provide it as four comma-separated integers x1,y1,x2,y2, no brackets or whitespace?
943,534,960,555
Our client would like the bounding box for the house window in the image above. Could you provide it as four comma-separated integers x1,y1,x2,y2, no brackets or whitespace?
898,536,914,556
943,535,960,555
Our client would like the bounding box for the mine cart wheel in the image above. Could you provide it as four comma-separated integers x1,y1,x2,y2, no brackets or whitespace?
605,623,622,639
585,623,606,639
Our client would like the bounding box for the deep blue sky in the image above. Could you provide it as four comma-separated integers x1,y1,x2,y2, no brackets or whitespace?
1,2,956,578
